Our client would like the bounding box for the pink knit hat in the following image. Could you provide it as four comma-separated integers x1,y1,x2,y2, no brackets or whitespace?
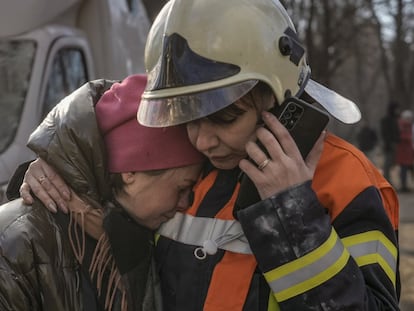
95,74,205,173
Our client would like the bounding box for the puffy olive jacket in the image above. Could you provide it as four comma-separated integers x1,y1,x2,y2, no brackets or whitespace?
0,79,162,311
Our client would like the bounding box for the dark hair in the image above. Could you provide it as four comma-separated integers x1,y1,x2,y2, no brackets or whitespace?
206,102,248,124
109,173,125,195
206,81,274,124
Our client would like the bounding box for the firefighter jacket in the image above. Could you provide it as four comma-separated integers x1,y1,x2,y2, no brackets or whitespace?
156,133,400,310
0,79,162,311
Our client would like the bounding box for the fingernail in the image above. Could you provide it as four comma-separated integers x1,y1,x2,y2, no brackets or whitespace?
60,202,69,214
48,203,57,213
62,191,71,200
262,111,271,118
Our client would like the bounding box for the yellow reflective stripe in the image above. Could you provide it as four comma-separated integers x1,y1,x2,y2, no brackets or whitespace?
154,233,160,245
264,229,350,302
342,230,397,286
274,247,349,302
341,230,397,259
264,229,338,281
267,291,280,311
357,254,396,287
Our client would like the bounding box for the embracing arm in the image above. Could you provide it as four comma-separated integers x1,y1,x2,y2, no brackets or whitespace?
8,158,71,213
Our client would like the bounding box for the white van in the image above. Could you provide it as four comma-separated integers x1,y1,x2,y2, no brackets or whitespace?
0,0,165,202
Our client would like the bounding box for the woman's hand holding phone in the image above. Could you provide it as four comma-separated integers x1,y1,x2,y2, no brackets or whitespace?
239,110,326,199
235,98,328,215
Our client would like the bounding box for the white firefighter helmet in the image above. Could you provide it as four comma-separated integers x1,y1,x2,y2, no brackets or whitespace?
138,0,360,127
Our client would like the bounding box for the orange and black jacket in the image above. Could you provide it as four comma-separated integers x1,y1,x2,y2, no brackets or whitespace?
155,133,400,310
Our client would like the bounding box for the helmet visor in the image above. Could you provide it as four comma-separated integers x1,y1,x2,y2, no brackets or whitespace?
138,80,258,127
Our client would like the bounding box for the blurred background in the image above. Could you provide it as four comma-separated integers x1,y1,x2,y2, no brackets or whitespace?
282,0,414,139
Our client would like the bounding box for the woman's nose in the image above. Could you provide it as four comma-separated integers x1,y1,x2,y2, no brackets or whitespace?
194,121,220,151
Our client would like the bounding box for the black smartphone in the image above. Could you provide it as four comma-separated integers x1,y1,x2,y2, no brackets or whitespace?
267,97,330,159
234,97,330,217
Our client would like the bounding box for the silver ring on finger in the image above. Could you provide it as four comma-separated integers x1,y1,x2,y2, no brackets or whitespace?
257,158,271,170
38,175,47,184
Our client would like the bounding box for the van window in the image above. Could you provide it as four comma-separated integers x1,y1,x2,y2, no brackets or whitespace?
0,40,36,154
42,48,88,119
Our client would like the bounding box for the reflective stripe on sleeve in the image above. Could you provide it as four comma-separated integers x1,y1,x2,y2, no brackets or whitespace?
264,229,349,302
157,213,397,294
342,230,397,286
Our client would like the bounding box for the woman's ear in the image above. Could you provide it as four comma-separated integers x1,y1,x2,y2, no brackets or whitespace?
121,172,136,185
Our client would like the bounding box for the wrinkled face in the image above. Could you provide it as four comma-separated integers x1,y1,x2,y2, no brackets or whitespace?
186,88,273,170
117,163,203,230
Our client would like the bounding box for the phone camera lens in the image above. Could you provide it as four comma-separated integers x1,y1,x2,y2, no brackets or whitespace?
288,104,296,112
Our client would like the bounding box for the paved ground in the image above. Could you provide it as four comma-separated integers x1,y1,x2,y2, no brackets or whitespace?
398,191,414,310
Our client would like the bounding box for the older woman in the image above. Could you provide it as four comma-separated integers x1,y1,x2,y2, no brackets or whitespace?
0,74,204,311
